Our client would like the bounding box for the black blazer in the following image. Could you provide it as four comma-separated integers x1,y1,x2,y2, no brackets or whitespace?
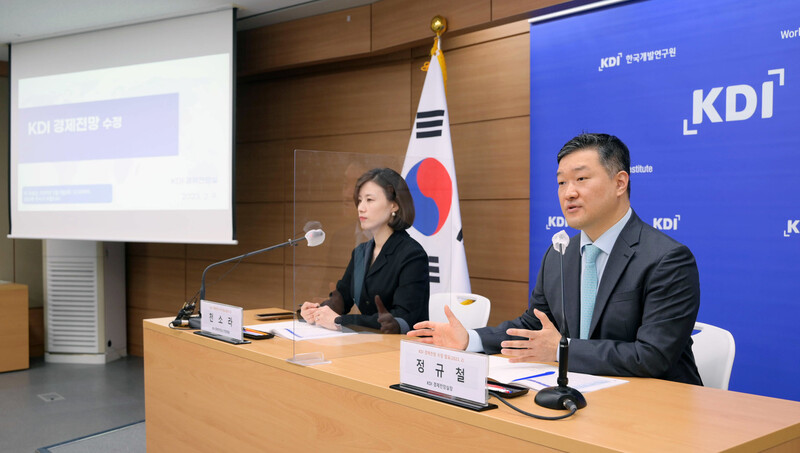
476,211,703,385
336,229,430,330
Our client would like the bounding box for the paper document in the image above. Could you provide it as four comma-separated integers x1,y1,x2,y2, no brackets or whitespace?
245,321,357,341
489,356,627,393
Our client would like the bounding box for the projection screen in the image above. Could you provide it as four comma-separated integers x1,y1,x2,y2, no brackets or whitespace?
9,9,236,244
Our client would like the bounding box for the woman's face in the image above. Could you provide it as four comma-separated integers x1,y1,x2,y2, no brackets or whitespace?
357,181,397,233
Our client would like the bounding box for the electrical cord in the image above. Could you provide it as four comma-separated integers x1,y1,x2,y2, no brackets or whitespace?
169,291,199,329
492,393,578,420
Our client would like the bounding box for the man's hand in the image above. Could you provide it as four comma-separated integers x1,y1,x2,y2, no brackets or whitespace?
407,305,469,350
374,295,400,334
500,309,560,363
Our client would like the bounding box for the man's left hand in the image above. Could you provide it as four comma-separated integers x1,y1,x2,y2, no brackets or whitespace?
500,309,561,363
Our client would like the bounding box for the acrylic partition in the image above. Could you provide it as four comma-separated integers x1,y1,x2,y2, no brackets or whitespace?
288,149,406,365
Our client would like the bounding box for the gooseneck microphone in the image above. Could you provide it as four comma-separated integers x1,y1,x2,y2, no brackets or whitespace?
534,230,587,412
171,229,326,328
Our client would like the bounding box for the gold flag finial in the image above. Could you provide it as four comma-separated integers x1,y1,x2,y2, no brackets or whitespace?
431,15,447,36
423,15,448,93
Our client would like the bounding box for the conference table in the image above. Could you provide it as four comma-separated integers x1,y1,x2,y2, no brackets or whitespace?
143,309,800,452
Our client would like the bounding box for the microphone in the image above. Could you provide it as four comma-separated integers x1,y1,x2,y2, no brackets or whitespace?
171,228,326,328
304,228,326,247
199,229,326,301
534,230,587,411
552,229,569,254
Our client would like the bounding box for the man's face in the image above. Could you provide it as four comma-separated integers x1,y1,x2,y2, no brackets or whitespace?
556,148,628,241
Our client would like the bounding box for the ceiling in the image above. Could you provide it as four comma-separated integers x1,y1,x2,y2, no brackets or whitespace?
0,0,378,62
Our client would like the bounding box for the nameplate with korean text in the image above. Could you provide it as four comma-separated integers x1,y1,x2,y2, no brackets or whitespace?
398,340,489,407
200,300,244,342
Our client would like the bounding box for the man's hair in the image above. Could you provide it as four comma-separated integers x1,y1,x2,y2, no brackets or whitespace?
353,168,415,231
557,133,631,195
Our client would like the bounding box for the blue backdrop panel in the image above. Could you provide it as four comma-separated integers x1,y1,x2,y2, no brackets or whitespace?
529,0,800,400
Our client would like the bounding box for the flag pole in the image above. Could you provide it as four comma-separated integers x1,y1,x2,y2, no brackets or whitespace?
429,16,447,93
401,14,471,295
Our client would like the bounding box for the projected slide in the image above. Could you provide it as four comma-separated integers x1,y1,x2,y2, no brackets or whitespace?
9,9,235,243
16,54,230,212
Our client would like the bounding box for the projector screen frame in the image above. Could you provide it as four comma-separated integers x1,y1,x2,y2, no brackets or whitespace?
8,8,238,245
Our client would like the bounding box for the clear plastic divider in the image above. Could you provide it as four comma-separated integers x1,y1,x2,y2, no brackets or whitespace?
288,149,404,365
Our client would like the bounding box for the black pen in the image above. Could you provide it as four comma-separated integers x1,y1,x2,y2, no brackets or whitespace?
255,312,294,320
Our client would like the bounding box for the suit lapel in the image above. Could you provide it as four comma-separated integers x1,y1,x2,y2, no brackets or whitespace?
365,240,384,277
365,230,402,278
589,212,641,337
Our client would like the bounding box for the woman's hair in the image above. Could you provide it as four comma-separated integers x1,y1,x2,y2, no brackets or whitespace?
353,168,415,231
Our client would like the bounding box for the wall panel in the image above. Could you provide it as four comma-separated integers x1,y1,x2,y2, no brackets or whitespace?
236,141,290,203
126,254,186,354
289,130,410,158
29,307,44,357
470,278,530,326
186,202,285,264
492,0,569,21
442,34,530,124
186,260,284,309
237,62,411,142
410,34,529,126
127,256,186,312
461,199,529,282
127,243,186,259
372,0,490,51
451,117,529,200
441,20,529,51
238,6,371,75
281,133,407,206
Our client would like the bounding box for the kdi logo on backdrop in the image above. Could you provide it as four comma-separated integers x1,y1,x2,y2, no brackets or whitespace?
545,215,567,230
653,215,681,231
784,220,800,237
683,68,785,135
598,53,622,72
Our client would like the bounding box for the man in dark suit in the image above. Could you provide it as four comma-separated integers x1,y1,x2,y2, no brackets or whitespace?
408,133,702,385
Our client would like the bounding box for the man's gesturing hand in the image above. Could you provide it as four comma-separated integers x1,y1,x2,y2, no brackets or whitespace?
500,309,560,363
407,305,469,350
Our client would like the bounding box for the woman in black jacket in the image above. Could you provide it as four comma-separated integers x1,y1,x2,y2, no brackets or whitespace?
300,168,429,333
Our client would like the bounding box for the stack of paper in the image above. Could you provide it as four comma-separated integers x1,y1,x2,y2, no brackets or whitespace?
245,321,357,341
489,356,627,393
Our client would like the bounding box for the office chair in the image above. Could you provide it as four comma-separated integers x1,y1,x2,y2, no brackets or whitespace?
692,322,736,390
428,292,491,330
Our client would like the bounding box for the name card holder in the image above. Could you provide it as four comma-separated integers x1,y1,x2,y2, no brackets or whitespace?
390,340,496,412
194,300,250,345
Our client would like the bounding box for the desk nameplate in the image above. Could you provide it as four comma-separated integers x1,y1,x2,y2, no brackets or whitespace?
198,300,249,345
394,340,496,411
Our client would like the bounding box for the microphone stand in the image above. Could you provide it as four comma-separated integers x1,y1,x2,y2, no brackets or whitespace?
172,234,313,328
534,244,587,411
